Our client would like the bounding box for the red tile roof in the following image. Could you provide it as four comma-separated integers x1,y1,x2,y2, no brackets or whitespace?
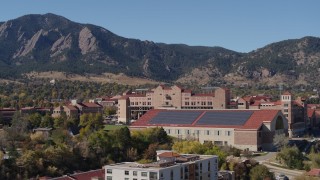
182,89,192,93
64,105,78,111
82,103,102,108
307,168,320,177
241,110,279,129
308,104,320,109
158,152,180,158
250,101,261,106
282,91,292,95
49,169,105,180
308,109,315,118
242,96,253,102
131,109,281,130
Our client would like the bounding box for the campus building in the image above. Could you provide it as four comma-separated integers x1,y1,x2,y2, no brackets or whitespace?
105,151,218,180
237,91,307,137
117,85,230,123
52,100,103,119
131,109,288,151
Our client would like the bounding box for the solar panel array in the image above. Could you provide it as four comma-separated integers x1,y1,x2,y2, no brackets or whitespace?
196,111,253,125
149,111,202,125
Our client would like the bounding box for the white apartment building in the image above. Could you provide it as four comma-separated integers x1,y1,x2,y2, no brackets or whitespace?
104,151,218,180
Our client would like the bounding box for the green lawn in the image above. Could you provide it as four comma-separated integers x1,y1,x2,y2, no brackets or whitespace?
104,125,127,131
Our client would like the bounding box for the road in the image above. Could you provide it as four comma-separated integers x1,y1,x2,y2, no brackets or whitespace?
263,163,305,179
254,152,305,179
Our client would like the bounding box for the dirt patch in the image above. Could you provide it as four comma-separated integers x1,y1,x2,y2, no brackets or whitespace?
25,71,160,85
0,79,23,84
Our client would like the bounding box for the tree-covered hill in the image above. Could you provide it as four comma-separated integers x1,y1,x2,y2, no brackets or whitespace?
0,13,320,86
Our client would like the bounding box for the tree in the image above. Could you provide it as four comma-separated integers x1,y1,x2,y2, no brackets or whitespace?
104,106,117,116
249,165,275,180
79,113,104,138
40,114,54,128
109,127,131,161
28,113,42,128
273,133,289,151
143,143,158,160
277,146,304,169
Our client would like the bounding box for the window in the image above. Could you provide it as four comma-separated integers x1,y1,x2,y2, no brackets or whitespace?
195,130,200,135
147,102,151,105
143,102,146,105
133,171,137,176
135,102,138,105
284,109,288,112
206,130,210,135
186,130,190,134
167,129,171,134
150,172,158,179
208,102,212,106
107,176,112,180
214,130,220,136
201,102,206,105
284,103,288,107
185,102,190,106
141,172,148,177
133,179,137,180
170,170,174,180
225,131,231,136
125,170,129,175
176,129,180,134
107,169,112,174
285,114,288,117
125,178,129,180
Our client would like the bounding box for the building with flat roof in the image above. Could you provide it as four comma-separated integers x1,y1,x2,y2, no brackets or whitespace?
104,151,218,180
118,85,230,124
131,109,288,151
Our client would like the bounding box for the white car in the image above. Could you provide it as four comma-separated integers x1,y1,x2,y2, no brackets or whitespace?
276,174,289,180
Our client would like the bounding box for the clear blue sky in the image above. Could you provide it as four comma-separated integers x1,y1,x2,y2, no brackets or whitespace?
1,0,319,52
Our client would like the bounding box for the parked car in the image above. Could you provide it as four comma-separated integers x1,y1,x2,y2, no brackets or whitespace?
276,173,289,180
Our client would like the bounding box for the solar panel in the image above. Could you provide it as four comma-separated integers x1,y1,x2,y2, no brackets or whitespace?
196,111,253,125
149,111,202,125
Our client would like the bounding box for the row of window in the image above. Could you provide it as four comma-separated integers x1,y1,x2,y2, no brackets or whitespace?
184,101,213,106
166,129,232,136
130,102,152,106
106,169,152,177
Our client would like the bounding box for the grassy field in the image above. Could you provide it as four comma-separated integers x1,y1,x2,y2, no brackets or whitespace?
104,125,127,131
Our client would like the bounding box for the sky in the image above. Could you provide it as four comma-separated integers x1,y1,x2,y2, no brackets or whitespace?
1,0,320,52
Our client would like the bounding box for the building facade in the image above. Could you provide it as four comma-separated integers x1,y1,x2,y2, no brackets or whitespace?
118,85,230,123
236,91,306,137
131,109,288,151
105,151,218,180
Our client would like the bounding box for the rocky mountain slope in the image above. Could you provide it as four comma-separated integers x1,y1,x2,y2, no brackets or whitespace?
0,13,319,87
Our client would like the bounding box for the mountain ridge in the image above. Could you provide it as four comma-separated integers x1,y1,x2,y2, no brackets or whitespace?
0,13,319,87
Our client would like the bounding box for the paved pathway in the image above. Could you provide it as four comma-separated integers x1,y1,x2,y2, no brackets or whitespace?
263,163,305,179
253,152,305,179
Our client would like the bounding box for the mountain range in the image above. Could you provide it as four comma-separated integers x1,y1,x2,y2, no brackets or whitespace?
0,13,320,87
